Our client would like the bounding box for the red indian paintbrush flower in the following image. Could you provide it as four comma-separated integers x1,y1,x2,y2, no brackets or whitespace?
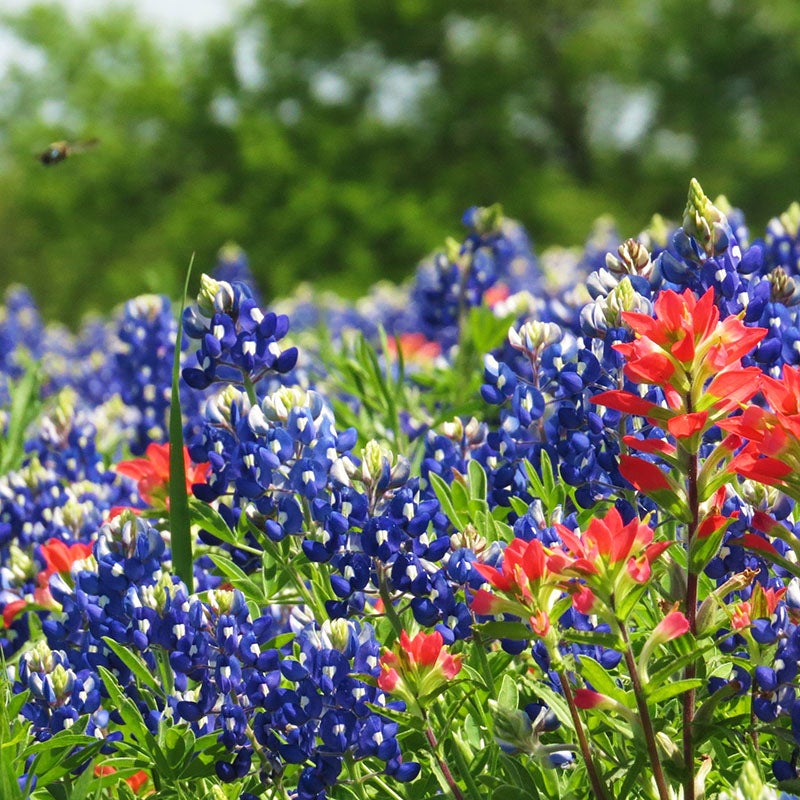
377,629,462,706
547,507,671,617
616,287,765,384
114,442,210,510
471,538,564,637
592,288,766,449
720,365,800,499
2,538,94,628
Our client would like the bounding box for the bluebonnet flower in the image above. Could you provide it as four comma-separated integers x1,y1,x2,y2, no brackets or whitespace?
15,640,102,741
182,274,298,392
111,294,180,454
407,204,539,351
189,386,357,568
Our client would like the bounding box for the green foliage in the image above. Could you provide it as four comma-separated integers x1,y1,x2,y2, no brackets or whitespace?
0,360,42,473
318,327,411,452
168,257,194,591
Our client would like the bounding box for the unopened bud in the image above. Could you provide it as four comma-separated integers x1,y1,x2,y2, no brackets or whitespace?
508,320,562,354
605,238,652,280
489,699,535,753
197,273,223,316
768,267,800,306
683,178,729,256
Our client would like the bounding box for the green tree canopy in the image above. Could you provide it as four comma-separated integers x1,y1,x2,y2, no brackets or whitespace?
2,0,800,323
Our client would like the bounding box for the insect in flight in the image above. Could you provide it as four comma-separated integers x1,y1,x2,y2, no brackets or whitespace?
37,138,99,166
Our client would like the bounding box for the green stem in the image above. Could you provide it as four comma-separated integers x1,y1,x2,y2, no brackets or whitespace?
557,670,610,800
619,622,672,800
243,373,258,406
378,567,404,645
367,775,407,800
258,533,328,621
346,754,370,800
683,444,699,800
749,666,760,751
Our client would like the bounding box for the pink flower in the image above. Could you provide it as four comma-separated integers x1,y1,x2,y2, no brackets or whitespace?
386,333,441,365
651,611,690,644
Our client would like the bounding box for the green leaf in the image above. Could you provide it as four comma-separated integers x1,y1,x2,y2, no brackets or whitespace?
561,629,622,651
451,476,471,517
649,637,714,687
188,497,242,549
169,255,195,592
474,621,533,642
101,637,161,695
508,496,529,517
96,667,152,753
532,682,574,732
211,553,269,605
577,656,626,703
492,785,540,800
429,472,465,530
467,459,487,503
497,674,519,709
646,678,703,704
0,360,42,474
688,525,726,575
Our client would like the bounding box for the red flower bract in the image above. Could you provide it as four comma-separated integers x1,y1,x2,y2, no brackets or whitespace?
115,442,210,509
377,630,462,702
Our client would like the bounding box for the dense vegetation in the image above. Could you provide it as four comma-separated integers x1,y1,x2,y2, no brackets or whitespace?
2,0,800,323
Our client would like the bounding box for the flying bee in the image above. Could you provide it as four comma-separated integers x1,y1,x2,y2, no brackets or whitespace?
37,138,99,166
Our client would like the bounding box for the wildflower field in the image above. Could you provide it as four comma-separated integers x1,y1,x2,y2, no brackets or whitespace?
5,180,800,799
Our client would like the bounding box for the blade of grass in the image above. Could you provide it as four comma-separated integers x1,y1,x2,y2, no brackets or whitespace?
169,255,194,592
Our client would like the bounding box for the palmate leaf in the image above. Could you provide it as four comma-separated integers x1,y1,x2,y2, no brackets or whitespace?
169,256,194,592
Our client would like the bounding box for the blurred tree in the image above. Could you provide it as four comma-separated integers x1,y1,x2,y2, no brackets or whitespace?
1,0,800,324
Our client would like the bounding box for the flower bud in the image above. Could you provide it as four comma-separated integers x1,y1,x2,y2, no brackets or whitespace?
718,760,779,800
325,618,352,653
197,273,223,317
488,699,534,753
209,386,249,426
605,238,653,280
682,178,730,256
768,267,800,305
444,236,462,264
472,203,504,235
508,320,562,354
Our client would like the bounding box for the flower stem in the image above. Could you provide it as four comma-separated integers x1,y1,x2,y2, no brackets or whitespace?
378,567,404,646
424,719,465,800
683,445,700,800
243,373,258,406
558,670,610,800
619,622,672,800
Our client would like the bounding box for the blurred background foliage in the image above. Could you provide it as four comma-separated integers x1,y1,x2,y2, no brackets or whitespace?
2,0,800,324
